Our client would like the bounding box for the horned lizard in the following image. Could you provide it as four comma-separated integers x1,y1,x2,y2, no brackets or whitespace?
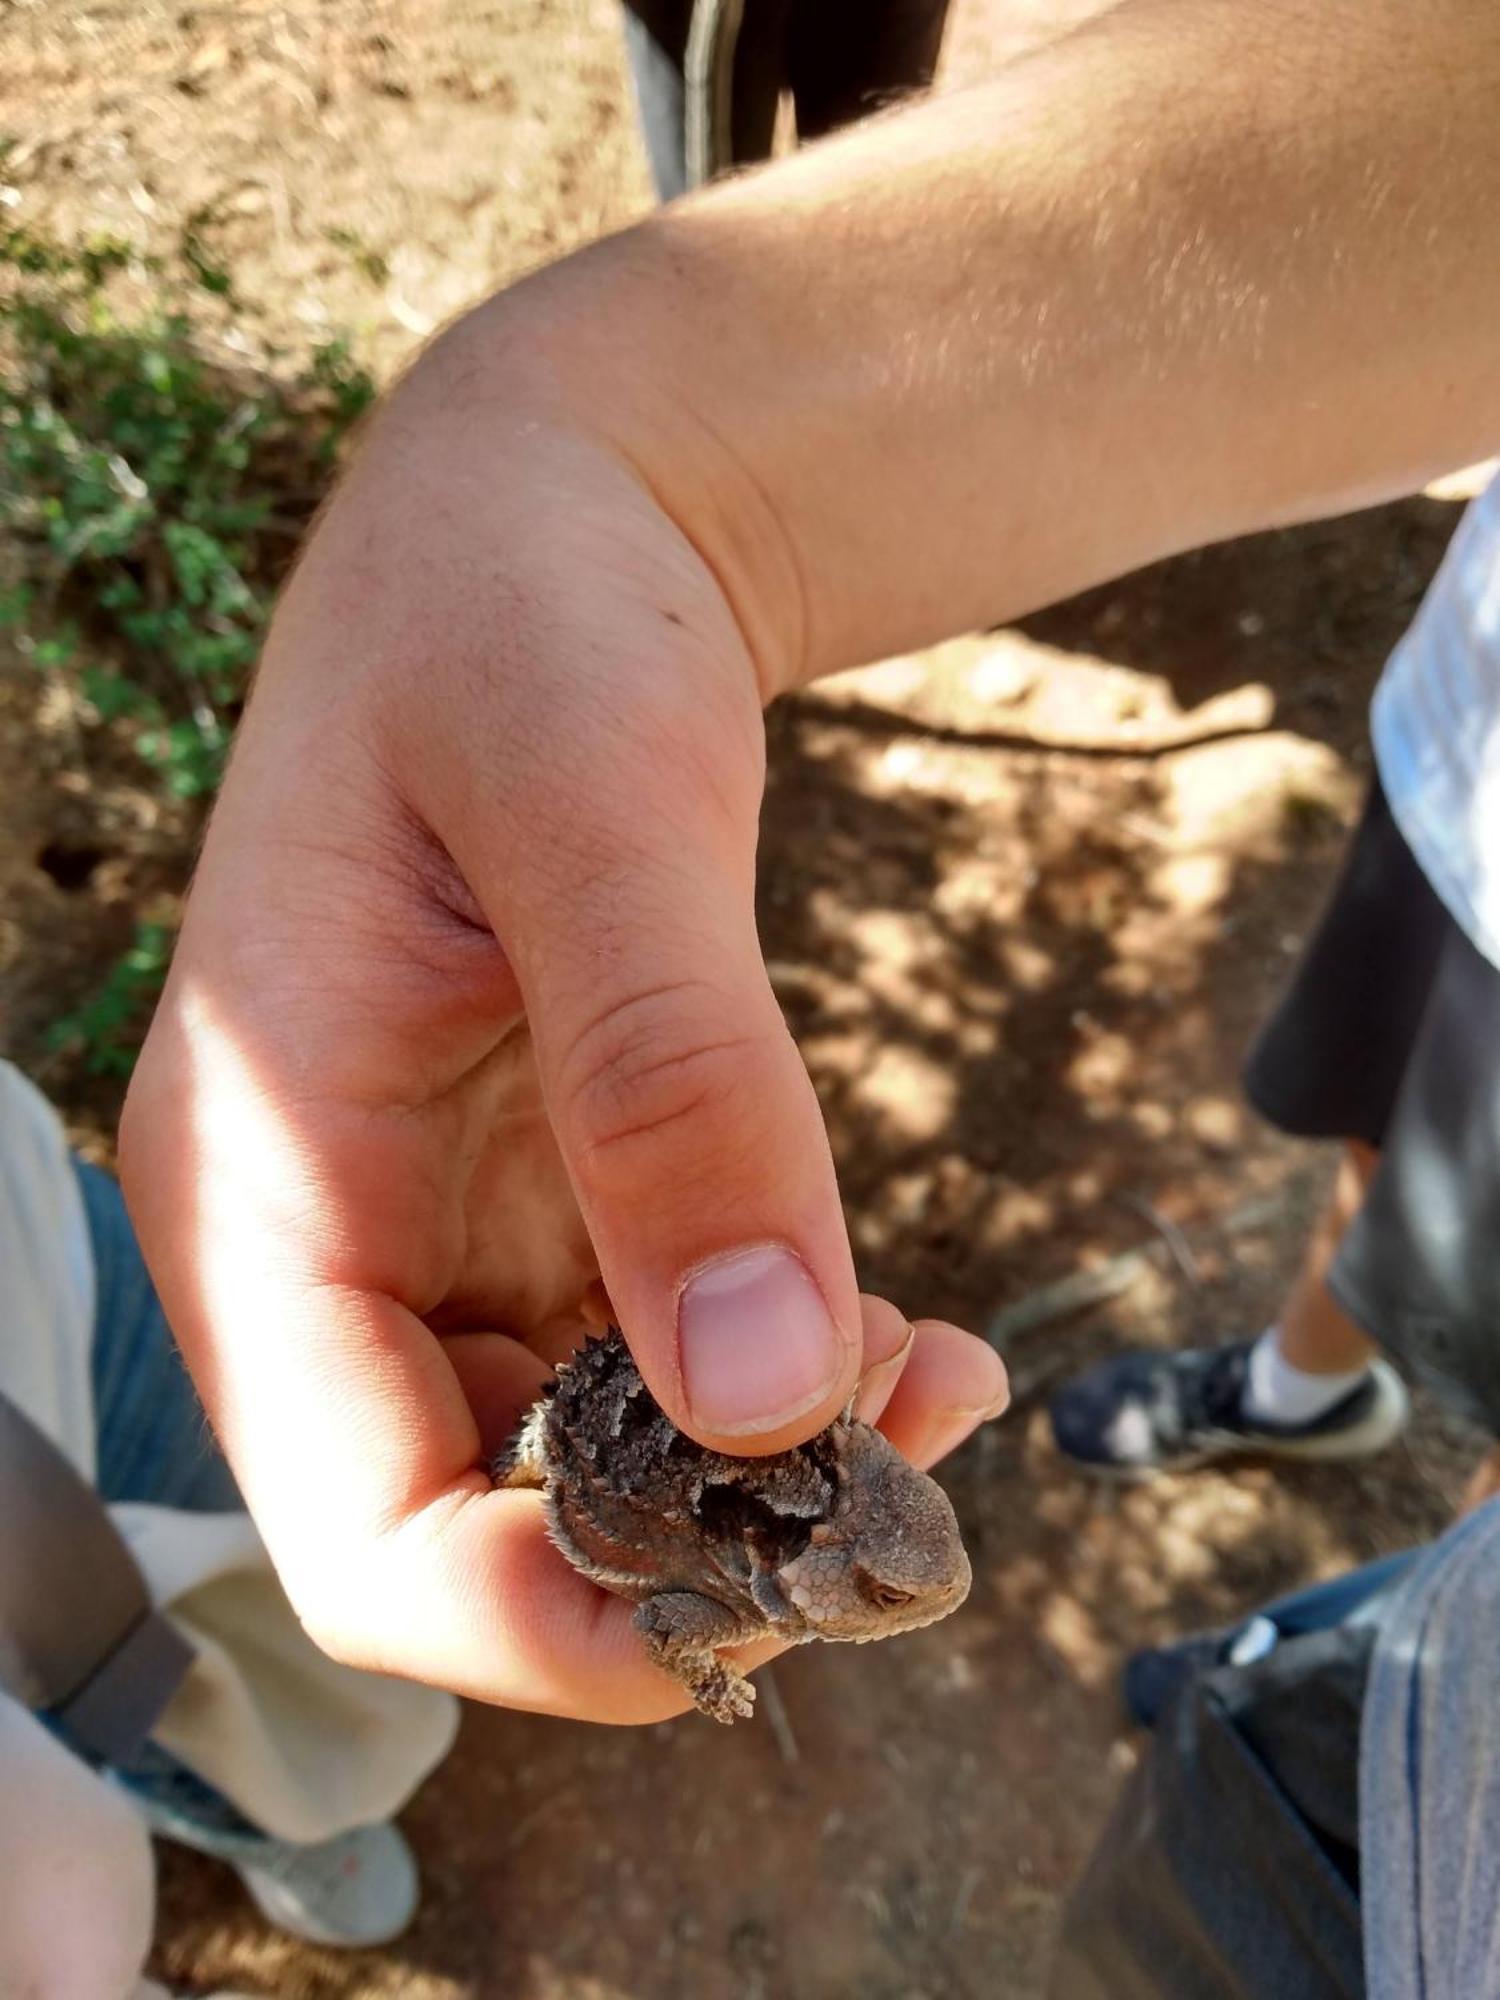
492,1327,971,1722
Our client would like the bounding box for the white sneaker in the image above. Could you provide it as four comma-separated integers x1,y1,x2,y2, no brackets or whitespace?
1051,1340,1410,1476
127,1792,420,1947
234,1822,420,1947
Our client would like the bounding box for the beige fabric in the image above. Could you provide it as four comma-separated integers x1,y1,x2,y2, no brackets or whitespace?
118,1505,458,1844
1,1057,459,1844
0,1690,157,2000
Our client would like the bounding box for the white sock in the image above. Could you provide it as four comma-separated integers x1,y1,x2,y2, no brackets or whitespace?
1242,1327,1371,1427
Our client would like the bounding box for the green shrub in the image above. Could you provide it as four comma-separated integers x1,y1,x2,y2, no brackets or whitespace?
0,222,373,798
46,916,176,1078
1,223,374,1071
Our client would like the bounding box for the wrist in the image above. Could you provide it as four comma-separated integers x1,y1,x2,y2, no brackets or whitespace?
409,241,810,707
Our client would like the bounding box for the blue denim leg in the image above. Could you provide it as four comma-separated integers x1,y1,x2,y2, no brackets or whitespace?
1122,1550,1421,1727
77,1160,240,1513
75,1159,263,1836
1258,1549,1417,1639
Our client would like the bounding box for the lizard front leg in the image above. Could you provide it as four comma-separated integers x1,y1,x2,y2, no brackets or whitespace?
489,1401,549,1488
634,1592,762,1724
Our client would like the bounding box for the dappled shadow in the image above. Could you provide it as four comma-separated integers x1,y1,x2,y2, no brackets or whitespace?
7,423,1481,1998
759,684,1328,1325
6,0,1490,1981
790,688,1276,761
140,504,1486,2000
1020,496,1465,759
726,502,1479,1985
759,499,1467,1319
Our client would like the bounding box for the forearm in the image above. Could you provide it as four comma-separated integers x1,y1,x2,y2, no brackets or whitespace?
434,0,1500,692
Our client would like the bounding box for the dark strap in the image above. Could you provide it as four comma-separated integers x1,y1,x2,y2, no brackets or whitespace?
0,1388,192,1761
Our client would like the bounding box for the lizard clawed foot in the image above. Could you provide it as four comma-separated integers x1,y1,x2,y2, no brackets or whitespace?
687,1657,757,1724
635,1592,759,1725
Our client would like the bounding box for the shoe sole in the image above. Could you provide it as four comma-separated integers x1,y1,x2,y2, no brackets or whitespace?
240,1866,417,1950
125,1790,419,1949
1063,1360,1411,1482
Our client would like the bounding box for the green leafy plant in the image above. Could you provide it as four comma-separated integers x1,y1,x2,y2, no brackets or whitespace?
0,222,373,799
324,225,391,288
1,222,375,1072
46,917,175,1077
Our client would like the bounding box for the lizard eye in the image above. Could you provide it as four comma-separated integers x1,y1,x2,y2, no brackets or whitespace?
859,1576,916,1612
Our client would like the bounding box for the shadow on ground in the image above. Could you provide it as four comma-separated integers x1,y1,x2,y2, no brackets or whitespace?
131,496,1486,2000
5,0,1480,1990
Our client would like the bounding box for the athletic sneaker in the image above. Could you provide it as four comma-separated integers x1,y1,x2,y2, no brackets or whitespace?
126,1789,420,1948
1048,1339,1410,1476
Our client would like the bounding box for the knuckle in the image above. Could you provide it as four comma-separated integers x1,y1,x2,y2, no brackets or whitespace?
295,1593,383,1675
298,1615,368,1675
557,668,763,858
558,981,766,1184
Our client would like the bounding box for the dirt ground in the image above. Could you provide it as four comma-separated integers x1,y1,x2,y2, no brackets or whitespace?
0,4,1488,1996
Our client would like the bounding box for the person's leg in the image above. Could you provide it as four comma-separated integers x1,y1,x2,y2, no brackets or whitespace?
1050,778,1435,1477
77,1159,423,1947
1265,1141,1379,1379
0,1691,157,2000
1360,1497,1500,2000
1234,1140,1383,1429
1049,1137,1408,1476
79,1160,240,1514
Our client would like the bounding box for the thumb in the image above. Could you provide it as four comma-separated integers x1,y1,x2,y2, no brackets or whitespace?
425,638,861,1454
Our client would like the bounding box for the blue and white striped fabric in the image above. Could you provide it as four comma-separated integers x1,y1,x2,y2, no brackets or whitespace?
1372,475,1500,970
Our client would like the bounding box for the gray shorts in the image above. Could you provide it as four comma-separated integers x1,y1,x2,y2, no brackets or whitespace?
1245,779,1500,1434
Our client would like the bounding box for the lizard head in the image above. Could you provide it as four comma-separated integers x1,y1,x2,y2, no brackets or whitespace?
772,1422,971,1642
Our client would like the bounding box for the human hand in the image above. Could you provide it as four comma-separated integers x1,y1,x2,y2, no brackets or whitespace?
120,305,1007,1720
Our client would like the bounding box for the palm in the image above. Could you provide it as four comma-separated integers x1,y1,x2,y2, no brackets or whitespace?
424,1027,599,1352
